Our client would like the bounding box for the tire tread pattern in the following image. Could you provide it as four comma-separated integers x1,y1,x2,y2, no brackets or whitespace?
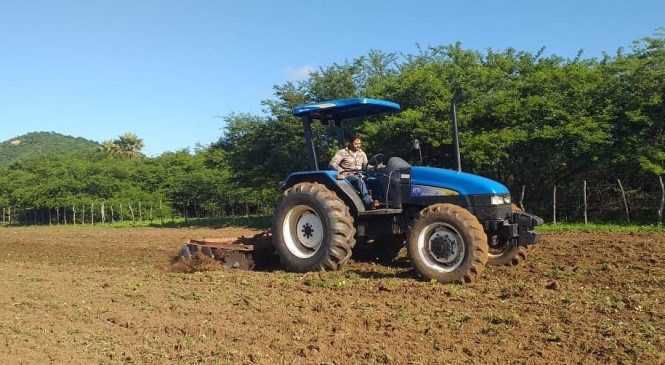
408,204,488,284
279,182,356,271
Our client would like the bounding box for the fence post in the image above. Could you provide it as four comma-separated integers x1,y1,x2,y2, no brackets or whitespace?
658,175,664,226
583,180,588,225
91,203,94,225
553,185,557,225
617,179,630,224
128,202,135,222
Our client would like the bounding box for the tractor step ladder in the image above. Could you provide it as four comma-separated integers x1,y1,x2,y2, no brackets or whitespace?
359,208,403,216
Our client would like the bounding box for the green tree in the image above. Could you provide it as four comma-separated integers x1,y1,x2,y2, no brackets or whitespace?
115,132,145,160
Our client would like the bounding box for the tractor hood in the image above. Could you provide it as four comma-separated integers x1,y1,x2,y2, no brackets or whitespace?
410,166,509,196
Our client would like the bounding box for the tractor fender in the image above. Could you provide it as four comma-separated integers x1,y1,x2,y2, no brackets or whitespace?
280,171,366,216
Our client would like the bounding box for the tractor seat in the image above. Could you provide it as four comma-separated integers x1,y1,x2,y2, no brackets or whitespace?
380,156,411,172
371,157,411,208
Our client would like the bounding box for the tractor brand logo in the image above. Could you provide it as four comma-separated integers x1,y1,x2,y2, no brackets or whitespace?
411,185,459,197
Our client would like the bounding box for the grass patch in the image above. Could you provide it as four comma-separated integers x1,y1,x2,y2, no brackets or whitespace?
548,265,574,279
539,222,665,233
2,215,272,229
484,313,520,326
303,273,351,289
396,309,412,324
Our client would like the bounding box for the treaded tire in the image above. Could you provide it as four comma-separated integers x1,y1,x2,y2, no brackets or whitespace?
487,243,527,267
407,204,488,284
487,203,527,267
272,182,356,272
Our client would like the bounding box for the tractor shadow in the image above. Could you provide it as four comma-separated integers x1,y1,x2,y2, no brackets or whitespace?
346,256,420,280
251,251,419,281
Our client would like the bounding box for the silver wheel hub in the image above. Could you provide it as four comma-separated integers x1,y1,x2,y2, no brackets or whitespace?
417,223,465,272
296,212,323,249
283,205,324,258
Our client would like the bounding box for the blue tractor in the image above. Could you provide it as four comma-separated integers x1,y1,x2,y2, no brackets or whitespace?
272,98,542,284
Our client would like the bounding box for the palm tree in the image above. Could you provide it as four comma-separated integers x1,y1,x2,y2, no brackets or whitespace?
99,140,120,156
115,132,145,159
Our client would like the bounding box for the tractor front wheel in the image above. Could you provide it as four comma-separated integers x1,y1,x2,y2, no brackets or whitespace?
487,239,527,266
407,204,488,284
273,182,356,272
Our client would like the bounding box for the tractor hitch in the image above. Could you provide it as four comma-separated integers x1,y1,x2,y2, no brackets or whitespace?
495,211,543,247
513,212,543,246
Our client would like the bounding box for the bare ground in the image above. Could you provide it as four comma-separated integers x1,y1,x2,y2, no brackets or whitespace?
0,226,663,364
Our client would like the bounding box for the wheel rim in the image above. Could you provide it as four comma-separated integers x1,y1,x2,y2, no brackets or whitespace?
417,223,465,272
282,205,324,258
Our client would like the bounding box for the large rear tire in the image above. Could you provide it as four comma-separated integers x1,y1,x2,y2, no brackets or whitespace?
407,204,488,284
272,182,356,272
487,203,527,266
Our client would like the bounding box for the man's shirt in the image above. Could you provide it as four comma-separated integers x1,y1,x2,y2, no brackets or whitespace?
329,147,368,172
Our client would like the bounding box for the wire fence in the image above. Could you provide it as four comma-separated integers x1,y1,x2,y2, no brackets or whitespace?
2,178,663,226
0,201,275,226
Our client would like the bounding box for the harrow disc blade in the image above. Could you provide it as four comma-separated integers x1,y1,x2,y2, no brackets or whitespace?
179,245,192,259
223,252,255,270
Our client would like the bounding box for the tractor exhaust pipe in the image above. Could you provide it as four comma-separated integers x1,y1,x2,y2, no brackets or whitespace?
451,92,462,172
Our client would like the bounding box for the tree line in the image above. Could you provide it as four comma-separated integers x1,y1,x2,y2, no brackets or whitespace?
0,143,274,225
1,30,664,225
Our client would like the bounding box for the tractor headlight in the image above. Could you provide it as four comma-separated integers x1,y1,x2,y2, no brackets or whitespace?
490,195,511,205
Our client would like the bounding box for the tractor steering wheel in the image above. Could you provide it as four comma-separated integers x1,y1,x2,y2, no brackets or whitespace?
367,153,385,170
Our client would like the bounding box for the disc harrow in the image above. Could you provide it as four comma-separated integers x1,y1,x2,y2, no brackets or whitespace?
176,231,274,271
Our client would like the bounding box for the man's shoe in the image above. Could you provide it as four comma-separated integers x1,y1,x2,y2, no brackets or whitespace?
364,200,380,210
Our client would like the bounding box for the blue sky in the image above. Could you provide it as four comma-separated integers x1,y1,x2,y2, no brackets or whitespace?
1,0,663,156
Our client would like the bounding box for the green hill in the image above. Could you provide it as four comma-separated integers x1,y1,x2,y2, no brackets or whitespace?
0,131,100,167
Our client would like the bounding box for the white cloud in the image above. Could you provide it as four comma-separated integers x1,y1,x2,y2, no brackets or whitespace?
286,65,315,81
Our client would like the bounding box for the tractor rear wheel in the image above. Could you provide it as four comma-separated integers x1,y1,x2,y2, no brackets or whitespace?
487,203,527,266
407,204,488,284
272,182,356,272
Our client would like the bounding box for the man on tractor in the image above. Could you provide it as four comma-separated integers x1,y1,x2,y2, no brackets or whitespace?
329,135,379,209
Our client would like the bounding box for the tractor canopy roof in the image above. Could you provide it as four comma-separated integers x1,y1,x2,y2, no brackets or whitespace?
292,98,400,121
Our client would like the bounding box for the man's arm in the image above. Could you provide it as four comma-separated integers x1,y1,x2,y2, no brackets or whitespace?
329,150,345,172
360,151,369,170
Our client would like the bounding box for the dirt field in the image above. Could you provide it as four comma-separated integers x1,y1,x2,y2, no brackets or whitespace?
0,227,663,364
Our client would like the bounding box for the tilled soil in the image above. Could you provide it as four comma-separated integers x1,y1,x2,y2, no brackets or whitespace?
0,227,663,364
